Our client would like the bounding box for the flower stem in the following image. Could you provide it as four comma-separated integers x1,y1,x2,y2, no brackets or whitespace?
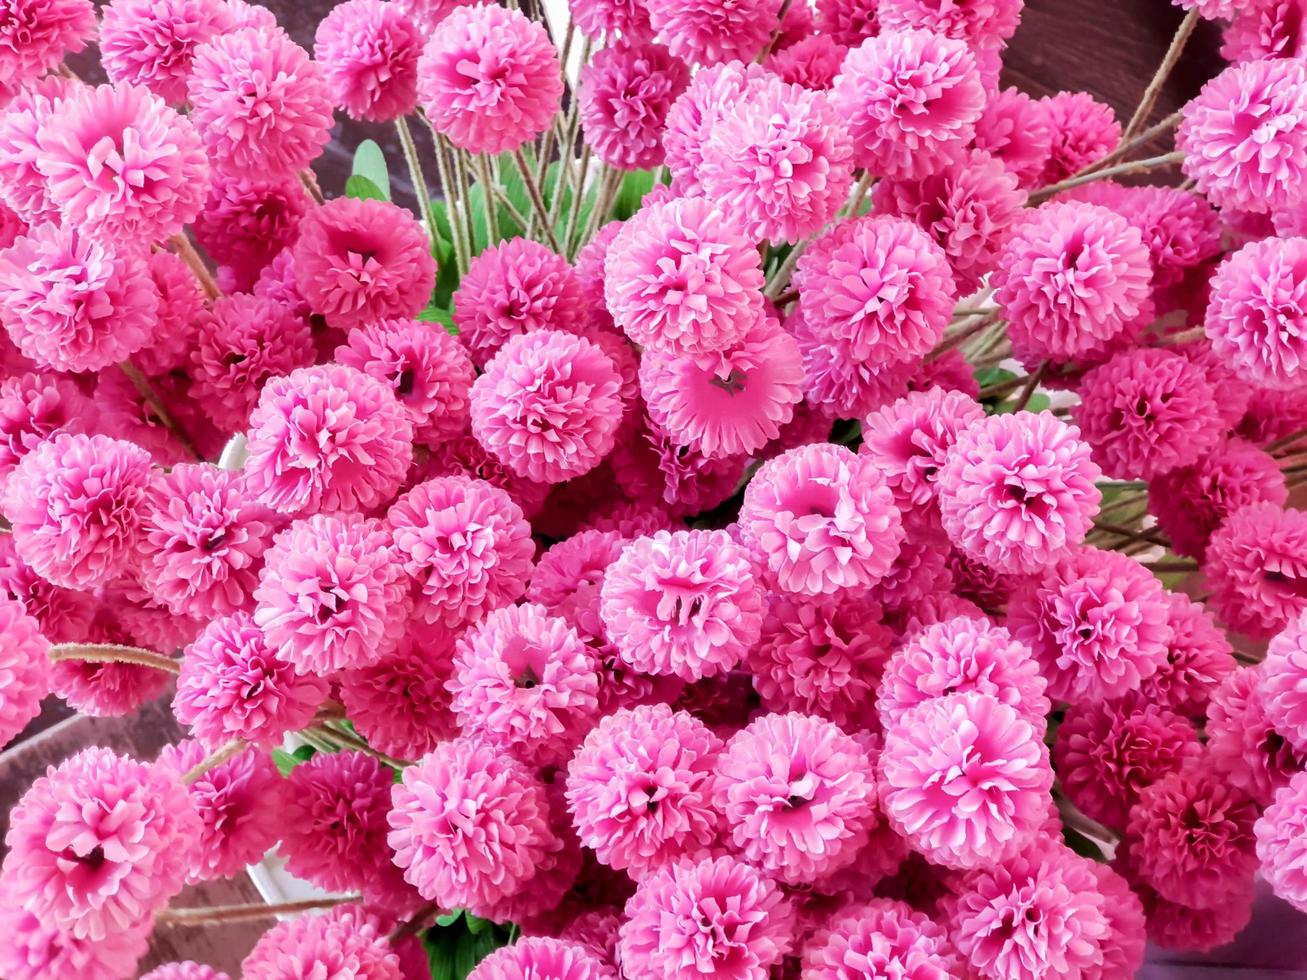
170,234,219,300
306,723,410,768
157,896,356,927
563,143,593,254
512,147,564,252
299,169,325,205
1074,111,1182,180
1011,360,1048,412
395,116,434,241
476,153,500,243
182,738,246,785
1267,427,1307,456
1030,151,1185,204
1122,8,1199,142
388,901,443,942
755,0,793,63
428,126,469,275
48,642,180,674
118,360,203,461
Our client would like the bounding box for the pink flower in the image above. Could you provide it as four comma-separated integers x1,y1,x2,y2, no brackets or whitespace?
417,4,561,153
748,593,894,732
879,692,1052,869
0,78,68,223
244,364,414,516
0,903,150,980
137,463,277,619
795,216,956,366
1008,546,1172,703
1140,591,1235,720
792,309,917,419
0,746,200,940
1039,91,1121,184
619,855,795,980
134,249,206,375
1263,611,1307,753
1224,0,1307,62
1206,666,1306,805
699,76,854,243
335,318,474,448
1205,502,1307,639
392,0,476,31
663,61,771,194
0,222,157,373
566,703,722,877
766,35,847,90
193,173,308,291
175,611,328,749
388,474,533,627
469,938,617,980
1256,770,1307,914
741,442,904,596
339,630,458,759
717,712,878,885
879,616,1049,730
802,898,962,980
0,596,48,747
99,0,231,103
470,329,625,484
421,431,551,516
3,432,152,590
992,201,1153,363
815,0,880,44
0,0,95,89
831,29,985,180
450,602,601,766
946,845,1112,980
973,86,1053,188
46,597,175,716
1129,871,1254,953
241,905,402,980
880,0,1023,47
1074,347,1224,479
570,0,651,39
1178,58,1307,213
188,27,333,177
938,411,1101,575
280,749,397,893
579,41,689,170
141,964,231,980
293,196,436,330
453,238,588,367
645,0,780,65
1205,236,1307,390
861,387,986,513
388,736,555,915
253,514,410,675
1125,764,1260,910
156,739,285,883
315,0,422,121
0,370,91,495
640,310,803,459
1055,694,1201,831
605,195,763,356
191,293,315,432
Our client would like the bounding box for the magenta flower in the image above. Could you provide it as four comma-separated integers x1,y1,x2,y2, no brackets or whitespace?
831,28,985,180
241,905,402,980
470,329,625,484
973,86,1053,188
141,964,231,980
600,528,764,682
645,0,780,64
175,611,327,749
417,4,562,153
188,27,333,177
1130,871,1254,953
193,173,308,291
880,692,1052,869
0,596,49,747
0,78,68,223
339,631,457,759
0,0,95,90
815,0,880,44
253,514,410,675
49,612,172,717
244,364,414,516
570,0,651,38
335,318,474,448
156,739,285,883
470,939,616,980
99,0,231,104
0,222,157,373
880,0,1022,46
1039,91,1121,184
605,195,763,356
388,736,555,915
802,898,962,980
0,904,150,980
938,411,1101,575
0,746,200,940
1206,502,1307,639
1256,770,1307,915
0,370,91,496
717,712,878,885
315,0,422,121
619,855,795,980
699,75,853,243
1263,612,1307,753
1206,666,1306,806
792,308,917,419
663,61,771,194
1205,236,1307,390
1178,58,1307,213
566,703,722,877
453,237,588,367
135,249,206,375
1139,591,1235,720
579,41,689,170
767,34,847,90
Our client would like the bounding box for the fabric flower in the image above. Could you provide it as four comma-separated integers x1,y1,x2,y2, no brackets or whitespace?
1139,591,1235,720
1263,611,1307,752
973,86,1053,188
766,34,847,90
880,692,1052,869
663,61,772,194
188,27,334,176
193,173,308,291
470,329,624,484
0,746,200,940
0,0,95,90
644,0,780,65
0,903,150,980
1206,665,1306,806
0,370,91,496
1256,770,1307,914
579,41,689,170
1205,502,1307,639
1039,91,1121,185
315,0,422,121
98,0,231,104
802,898,962,980
141,964,231,980
241,905,402,980
244,363,414,516
417,4,562,153
339,630,459,759
0,596,49,747
717,712,878,884
469,939,616,980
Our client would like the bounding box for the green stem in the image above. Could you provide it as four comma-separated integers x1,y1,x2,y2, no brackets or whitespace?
512,147,564,252
48,642,180,674
395,117,434,241
1031,151,1185,204
182,738,246,786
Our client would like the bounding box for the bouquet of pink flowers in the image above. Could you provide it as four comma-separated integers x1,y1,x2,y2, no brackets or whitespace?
0,0,1305,976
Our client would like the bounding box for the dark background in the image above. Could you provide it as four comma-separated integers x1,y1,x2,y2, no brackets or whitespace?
10,1,1236,975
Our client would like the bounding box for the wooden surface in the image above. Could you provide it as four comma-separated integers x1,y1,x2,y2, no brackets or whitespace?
7,0,1228,975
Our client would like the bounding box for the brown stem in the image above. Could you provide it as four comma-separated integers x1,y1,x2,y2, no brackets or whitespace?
1030,151,1185,204
182,738,247,785
1144,559,1199,573
1122,9,1199,142
1267,427,1307,456
1092,520,1169,548
157,896,355,927
118,360,203,461
299,169,325,205
511,147,564,253
307,723,409,768
170,234,219,300
388,901,443,943
48,642,180,674
755,0,794,63
1071,112,1182,181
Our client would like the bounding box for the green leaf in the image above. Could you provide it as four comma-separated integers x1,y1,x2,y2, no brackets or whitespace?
464,914,491,935
435,911,463,928
271,744,316,777
352,139,391,199
974,366,1017,389
417,304,457,335
1062,824,1105,862
611,169,655,221
345,174,387,202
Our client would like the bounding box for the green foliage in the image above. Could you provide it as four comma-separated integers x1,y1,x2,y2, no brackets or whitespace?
417,303,458,335
421,911,515,980
611,169,655,221
345,174,387,202
1062,824,1105,862
352,139,391,199
270,744,316,777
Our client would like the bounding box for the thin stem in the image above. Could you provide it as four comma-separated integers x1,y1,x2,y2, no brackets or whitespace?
388,901,443,943
1122,9,1199,142
1092,521,1169,548
158,896,355,927
1144,559,1199,573
170,234,219,300
395,117,434,240
931,312,1000,358
1055,793,1120,846
476,153,500,243
118,360,203,461
452,146,478,264
1011,361,1048,413
755,0,793,63
764,238,814,300
1267,427,1307,456
48,642,180,673
577,164,620,255
307,724,409,768
563,143,594,255
843,170,874,218
183,738,246,785
429,128,468,275
512,147,564,252
299,169,325,205
1030,151,1185,204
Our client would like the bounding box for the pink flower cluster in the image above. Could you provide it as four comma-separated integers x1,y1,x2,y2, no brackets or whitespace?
2,0,1307,977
